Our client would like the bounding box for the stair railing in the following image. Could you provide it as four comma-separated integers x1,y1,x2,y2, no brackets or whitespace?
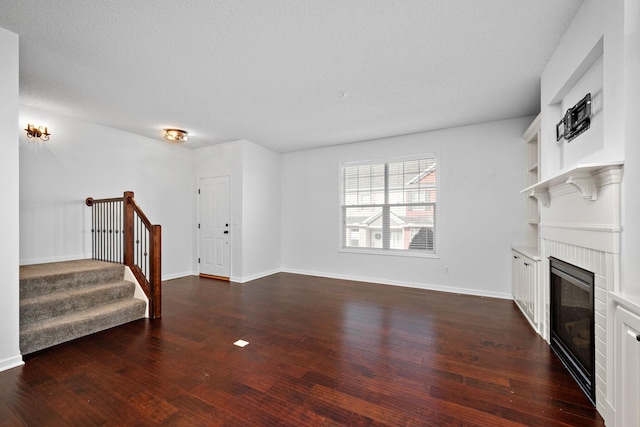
86,191,162,318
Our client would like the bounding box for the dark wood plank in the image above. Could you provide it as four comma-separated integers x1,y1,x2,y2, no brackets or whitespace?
0,273,605,426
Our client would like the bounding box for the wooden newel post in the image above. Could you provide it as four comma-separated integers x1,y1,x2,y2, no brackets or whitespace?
123,191,135,266
150,224,162,319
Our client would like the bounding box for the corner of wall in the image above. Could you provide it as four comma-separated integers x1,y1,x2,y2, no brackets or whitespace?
0,26,23,370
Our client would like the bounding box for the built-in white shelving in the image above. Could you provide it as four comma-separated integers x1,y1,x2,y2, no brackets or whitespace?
512,114,541,333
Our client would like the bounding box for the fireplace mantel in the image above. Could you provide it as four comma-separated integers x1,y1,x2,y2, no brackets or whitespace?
537,159,624,416
521,161,623,207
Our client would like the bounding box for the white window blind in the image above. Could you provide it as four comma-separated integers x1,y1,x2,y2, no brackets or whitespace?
340,155,437,254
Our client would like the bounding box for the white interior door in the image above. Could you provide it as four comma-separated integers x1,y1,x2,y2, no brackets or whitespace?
199,176,230,278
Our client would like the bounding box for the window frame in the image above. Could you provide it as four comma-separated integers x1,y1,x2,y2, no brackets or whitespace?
338,152,440,258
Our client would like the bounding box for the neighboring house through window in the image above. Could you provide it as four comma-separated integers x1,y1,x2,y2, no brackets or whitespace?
340,154,437,255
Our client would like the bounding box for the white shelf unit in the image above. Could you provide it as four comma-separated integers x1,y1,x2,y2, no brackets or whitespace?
523,114,541,248
512,114,541,332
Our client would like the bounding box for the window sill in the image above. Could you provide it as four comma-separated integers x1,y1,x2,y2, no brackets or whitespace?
339,247,439,259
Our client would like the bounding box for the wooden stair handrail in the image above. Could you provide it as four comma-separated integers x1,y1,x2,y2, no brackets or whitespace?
86,191,162,318
85,196,123,206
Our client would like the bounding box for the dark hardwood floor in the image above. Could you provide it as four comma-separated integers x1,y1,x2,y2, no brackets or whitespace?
1,273,605,426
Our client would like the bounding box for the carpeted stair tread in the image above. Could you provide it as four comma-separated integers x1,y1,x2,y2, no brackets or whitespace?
20,260,125,299
20,259,121,280
20,280,136,326
19,259,148,355
20,299,146,354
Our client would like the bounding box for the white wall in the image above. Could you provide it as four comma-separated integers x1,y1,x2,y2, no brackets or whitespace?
560,55,603,167
539,1,640,423
241,141,281,281
541,0,639,296
19,106,194,279
281,118,528,298
622,0,640,298
193,140,281,282
193,141,245,280
0,27,23,371
541,0,624,177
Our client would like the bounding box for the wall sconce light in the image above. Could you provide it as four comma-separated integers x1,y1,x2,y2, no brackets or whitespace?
164,129,189,143
24,124,50,141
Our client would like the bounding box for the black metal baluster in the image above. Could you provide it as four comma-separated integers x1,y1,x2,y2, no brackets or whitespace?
134,214,137,268
116,200,120,262
122,200,125,262
110,201,115,262
102,202,107,261
103,202,107,261
147,227,150,277
91,205,96,258
113,201,116,262
99,202,104,261
133,213,136,268
107,201,111,262
94,203,99,260
98,202,103,261
109,201,113,262
143,226,148,277
113,201,117,262
136,214,141,271
120,200,123,262
91,203,95,260
140,221,144,276
121,200,124,262
140,216,144,274
139,215,144,273
134,213,137,268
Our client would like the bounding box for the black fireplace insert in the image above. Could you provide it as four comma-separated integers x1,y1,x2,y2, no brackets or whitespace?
549,257,595,405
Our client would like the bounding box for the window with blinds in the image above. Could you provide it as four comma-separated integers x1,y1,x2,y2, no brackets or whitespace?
340,154,437,255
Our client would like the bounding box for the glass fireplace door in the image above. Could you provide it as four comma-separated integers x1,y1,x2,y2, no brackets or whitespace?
550,257,595,404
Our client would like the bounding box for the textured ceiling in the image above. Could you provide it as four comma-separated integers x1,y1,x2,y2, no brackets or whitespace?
0,0,583,153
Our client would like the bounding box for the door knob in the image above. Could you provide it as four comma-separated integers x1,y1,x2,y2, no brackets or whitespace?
224,230,229,234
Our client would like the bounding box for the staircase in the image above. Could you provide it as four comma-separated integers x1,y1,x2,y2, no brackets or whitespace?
20,259,147,355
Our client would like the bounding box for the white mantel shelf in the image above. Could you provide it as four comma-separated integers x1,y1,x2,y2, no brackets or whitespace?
520,161,623,207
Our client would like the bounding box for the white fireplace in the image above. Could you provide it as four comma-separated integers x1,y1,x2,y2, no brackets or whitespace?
534,163,622,416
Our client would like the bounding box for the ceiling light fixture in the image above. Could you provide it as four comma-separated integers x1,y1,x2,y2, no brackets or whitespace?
164,129,189,143
24,124,50,141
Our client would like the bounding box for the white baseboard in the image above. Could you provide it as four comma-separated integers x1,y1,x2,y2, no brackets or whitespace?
281,268,513,300
0,355,24,373
142,267,512,300
232,268,281,284
162,271,197,281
